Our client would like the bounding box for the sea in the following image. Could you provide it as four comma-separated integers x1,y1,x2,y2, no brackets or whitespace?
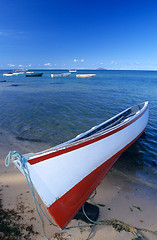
0,69,157,186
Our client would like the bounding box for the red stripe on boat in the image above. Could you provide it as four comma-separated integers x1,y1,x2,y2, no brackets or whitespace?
47,128,146,229
28,105,148,165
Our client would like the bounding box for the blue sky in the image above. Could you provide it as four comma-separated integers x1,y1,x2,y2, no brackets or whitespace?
1,0,157,70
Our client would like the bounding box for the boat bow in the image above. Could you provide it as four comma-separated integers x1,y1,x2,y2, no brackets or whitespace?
12,101,149,229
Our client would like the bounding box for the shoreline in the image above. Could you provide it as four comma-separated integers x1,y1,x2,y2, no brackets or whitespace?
0,130,157,239
1,148,157,239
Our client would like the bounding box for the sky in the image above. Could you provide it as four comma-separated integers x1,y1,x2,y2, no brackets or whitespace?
1,0,157,70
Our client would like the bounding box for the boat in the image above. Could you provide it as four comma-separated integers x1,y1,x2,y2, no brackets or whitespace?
10,102,148,229
13,72,24,75
3,72,14,76
51,73,71,77
25,72,43,77
13,70,25,76
69,70,77,73
3,70,25,76
76,74,96,78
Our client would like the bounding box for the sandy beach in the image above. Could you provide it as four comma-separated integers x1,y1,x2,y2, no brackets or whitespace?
0,136,157,240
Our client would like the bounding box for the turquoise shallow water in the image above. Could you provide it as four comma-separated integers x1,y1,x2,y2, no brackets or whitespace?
0,69,157,183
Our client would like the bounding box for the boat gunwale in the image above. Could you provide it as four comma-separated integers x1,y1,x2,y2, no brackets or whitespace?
26,102,148,164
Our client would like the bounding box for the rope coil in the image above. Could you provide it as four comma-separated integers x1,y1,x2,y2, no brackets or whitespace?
5,151,52,239
5,151,28,167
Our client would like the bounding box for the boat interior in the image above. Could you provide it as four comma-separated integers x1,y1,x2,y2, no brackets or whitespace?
72,102,145,142
25,103,145,157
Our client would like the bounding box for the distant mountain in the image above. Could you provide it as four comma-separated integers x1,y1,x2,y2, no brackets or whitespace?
96,67,106,70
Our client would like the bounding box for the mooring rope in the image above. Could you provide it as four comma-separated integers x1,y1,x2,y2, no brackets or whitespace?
5,151,157,240
5,151,100,240
5,151,28,167
5,151,56,240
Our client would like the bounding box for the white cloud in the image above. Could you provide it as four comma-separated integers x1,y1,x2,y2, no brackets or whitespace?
100,62,103,65
0,30,26,39
44,62,51,66
0,31,9,36
19,64,23,67
8,64,15,67
74,59,84,62
111,61,118,65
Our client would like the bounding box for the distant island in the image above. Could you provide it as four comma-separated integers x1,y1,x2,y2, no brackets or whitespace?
96,67,106,70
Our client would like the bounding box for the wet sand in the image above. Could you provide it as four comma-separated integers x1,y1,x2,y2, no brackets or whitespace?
0,137,157,240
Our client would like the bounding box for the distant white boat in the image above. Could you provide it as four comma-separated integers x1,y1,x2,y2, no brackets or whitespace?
76,74,96,78
3,72,14,76
13,71,24,76
3,70,25,76
26,72,34,74
51,73,71,78
69,70,77,73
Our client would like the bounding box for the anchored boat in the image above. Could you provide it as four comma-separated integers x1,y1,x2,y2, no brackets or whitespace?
69,70,77,73
3,72,14,76
13,70,25,75
51,73,71,77
11,102,148,229
76,74,96,78
26,72,43,77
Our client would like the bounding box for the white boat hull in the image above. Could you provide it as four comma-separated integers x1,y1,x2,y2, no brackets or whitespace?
13,72,24,75
13,102,149,229
51,73,71,77
69,70,77,73
76,74,96,78
3,73,14,76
